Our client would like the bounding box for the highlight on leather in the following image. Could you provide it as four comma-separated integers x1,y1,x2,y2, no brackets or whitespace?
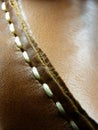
1,0,98,130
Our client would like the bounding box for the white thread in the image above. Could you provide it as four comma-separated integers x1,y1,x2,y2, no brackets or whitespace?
42,83,53,97
22,51,30,63
5,12,11,21
1,2,7,11
15,36,22,48
32,67,40,79
1,3,77,128
70,121,79,130
9,23,15,33
56,101,65,114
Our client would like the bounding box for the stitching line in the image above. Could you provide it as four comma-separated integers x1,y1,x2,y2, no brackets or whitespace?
1,1,80,130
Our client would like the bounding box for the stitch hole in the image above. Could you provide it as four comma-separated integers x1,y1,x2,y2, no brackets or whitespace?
70,121,79,130
5,12,11,22
32,67,41,80
56,101,65,114
22,51,30,63
42,83,53,97
1,2,7,12
15,36,22,49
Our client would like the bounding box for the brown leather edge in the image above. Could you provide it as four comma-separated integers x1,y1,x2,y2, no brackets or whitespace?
3,0,98,129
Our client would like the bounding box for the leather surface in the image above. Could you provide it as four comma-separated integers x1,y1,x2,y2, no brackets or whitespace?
0,0,98,130
22,0,98,123
0,1,71,130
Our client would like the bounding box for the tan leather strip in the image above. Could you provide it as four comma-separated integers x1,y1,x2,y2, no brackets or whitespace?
2,0,98,129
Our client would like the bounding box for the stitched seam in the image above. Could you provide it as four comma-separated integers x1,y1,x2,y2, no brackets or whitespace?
2,1,97,130
1,1,97,130
7,2,96,128
1,0,67,117
1,1,79,130
9,0,72,95
8,3,96,127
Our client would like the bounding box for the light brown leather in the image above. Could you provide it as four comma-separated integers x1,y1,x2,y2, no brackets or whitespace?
22,0,98,123
0,1,72,130
0,0,98,130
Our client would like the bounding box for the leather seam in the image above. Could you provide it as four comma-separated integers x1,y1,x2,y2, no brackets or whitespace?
1,1,79,130
1,1,97,130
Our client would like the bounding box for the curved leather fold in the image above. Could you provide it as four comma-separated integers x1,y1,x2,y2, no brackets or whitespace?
0,0,98,130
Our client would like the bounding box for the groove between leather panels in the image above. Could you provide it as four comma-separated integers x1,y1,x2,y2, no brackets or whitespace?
1,1,98,130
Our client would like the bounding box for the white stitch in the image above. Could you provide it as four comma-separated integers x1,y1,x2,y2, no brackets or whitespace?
70,121,79,130
1,2,7,11
5,12,11,21
1,3,77,128
42,83,53,97
22,51,30,63
15,36,22,48
9,23,15,33
56,101,65,114
32,67,40,80
1,2,79,128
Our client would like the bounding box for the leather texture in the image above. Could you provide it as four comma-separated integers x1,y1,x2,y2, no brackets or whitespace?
22,0,98,123
0,0,98,130
0,1,72,130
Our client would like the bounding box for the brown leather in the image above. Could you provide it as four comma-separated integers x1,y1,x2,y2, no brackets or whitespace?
0,1,72,130
22,0,98,123
0,0,98,130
